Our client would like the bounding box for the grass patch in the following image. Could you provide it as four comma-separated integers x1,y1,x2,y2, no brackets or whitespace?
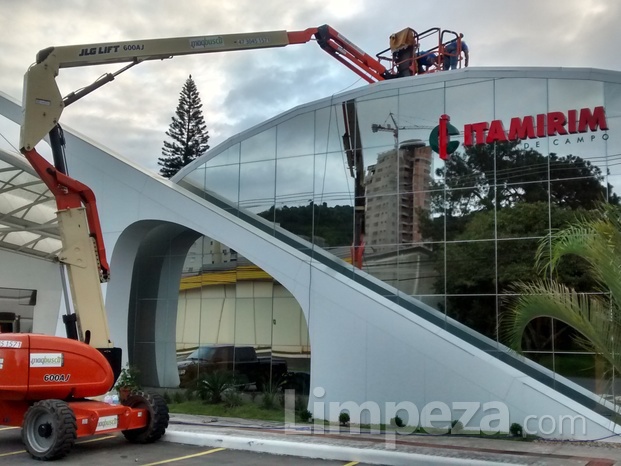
169,400,287,422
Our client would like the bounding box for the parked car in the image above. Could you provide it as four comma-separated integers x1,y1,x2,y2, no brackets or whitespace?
177,344,288,389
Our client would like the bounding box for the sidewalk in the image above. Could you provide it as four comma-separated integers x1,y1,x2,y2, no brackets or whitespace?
164,414,621,465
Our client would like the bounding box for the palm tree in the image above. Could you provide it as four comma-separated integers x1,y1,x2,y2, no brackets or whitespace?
504,203,621,379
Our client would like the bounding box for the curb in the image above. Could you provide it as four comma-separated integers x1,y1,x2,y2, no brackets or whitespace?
162,431,518,466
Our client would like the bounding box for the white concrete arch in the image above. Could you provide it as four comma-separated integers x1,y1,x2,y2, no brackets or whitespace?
55,107,621,439
2,79,621,439
109,220,201,387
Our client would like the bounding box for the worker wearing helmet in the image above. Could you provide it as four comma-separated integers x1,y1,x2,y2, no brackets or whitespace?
443,34,469,70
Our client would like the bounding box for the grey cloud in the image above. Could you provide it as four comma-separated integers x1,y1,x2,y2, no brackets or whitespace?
1,0,621,176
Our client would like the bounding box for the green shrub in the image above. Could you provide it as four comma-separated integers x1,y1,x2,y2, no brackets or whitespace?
163,391,172,404
114,364,141,392
450,419,463,433
339,411,350,426
195,371,235,404
299,409,313,422
173,391,185,404
222,389,244,408
510,422,523,437
261,390,278,409
260,377,286,410
292,395,311,422
294,395,308,411
391,415,405,428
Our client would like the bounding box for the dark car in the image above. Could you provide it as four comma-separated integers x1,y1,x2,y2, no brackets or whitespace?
177,344,287,389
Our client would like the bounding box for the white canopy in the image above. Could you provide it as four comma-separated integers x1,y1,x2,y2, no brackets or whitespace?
0,148,60,260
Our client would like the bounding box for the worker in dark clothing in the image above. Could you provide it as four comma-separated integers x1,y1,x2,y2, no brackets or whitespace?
416,51,437,73
443,34,469,70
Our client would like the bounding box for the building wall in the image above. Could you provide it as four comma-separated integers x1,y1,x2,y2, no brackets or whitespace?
0,249,61,334
176,67,621,398
3,68,621,438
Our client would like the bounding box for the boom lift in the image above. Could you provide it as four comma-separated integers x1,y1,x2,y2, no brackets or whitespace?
0,24,463,460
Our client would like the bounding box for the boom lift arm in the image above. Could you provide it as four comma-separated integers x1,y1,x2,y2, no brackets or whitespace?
20,26,389,153
19,25,391,356
19,24,465,351
21,24,466,152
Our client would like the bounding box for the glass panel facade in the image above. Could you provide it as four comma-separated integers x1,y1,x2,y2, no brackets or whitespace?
175,73,618,398
175,234,311,394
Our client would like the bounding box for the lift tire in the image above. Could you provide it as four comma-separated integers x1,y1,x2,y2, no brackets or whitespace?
121,390,169,443
22,399,77,461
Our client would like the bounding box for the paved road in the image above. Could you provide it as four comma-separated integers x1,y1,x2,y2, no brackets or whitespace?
0,426,369,465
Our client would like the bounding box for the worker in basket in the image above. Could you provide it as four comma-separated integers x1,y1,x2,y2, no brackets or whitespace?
416,50,438,73
443,33,469,70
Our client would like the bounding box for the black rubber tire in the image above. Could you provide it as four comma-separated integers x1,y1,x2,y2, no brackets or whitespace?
22,399,77,461
121,391,169,443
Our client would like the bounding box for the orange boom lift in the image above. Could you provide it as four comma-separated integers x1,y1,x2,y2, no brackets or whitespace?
1,24,463,460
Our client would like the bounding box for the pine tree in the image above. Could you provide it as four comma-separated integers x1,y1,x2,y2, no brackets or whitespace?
159,75,210,178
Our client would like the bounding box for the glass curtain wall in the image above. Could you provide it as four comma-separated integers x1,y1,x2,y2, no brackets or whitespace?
177,75,621,400
175,235,311,395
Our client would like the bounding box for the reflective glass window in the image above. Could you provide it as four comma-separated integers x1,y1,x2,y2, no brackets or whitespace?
240,128,276,162
239,159,275,214
277,113,315,158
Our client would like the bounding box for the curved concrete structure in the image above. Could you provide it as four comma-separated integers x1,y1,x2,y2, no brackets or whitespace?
2,67,621,439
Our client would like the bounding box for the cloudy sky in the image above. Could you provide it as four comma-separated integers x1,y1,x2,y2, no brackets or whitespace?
1,0,619,173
